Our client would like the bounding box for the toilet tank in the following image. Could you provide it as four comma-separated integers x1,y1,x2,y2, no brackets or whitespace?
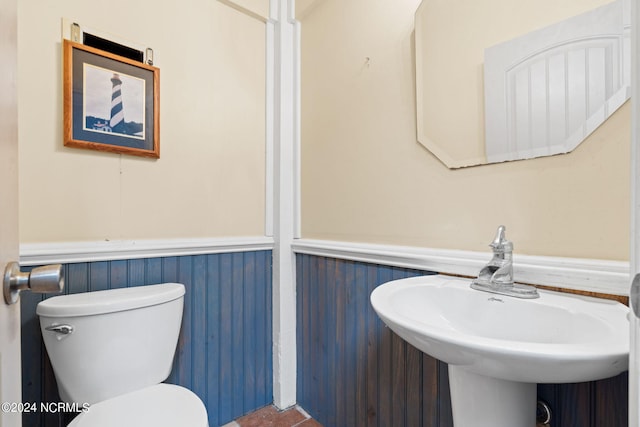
36,283,185,405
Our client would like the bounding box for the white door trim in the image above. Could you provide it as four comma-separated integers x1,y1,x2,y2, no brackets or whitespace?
629,0,640,423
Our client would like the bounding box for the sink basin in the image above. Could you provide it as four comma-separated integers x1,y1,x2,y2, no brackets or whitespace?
370,274,629,427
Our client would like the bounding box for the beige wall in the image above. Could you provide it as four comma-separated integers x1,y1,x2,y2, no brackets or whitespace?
300,0,630,261
18,0,266,243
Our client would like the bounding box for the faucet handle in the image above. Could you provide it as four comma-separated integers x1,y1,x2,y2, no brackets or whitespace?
489,225,513,252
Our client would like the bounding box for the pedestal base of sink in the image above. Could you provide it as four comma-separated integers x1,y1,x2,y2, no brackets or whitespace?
448,366,536,427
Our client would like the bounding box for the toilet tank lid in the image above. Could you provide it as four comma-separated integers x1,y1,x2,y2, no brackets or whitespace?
36,283,185,318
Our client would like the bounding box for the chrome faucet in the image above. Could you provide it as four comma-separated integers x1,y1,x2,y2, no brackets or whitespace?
471,226,539,299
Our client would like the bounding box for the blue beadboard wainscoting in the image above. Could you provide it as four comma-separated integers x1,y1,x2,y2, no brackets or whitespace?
21,251,273,427
296,254,628,427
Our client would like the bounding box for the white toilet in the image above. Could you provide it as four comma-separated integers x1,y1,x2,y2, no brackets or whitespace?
36,283,209,427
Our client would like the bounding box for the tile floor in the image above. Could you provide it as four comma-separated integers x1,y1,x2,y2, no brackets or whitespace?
223,405,548,427
223,405,323,427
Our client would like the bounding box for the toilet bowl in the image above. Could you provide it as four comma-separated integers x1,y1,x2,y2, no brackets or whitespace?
67,384,208,427
36,283,208,426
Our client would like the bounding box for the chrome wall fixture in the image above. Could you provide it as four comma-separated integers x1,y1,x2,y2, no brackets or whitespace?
3,262,64,305
536,400,552,425
631,273,640,319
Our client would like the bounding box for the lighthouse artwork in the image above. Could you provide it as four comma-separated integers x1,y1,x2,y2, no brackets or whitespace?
109,73,126,133
83,65,145,139
64,40,159,158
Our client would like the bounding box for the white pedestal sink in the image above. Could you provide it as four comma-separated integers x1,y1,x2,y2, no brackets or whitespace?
370,274,629,427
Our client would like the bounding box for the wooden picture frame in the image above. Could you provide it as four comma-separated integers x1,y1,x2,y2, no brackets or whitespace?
63,39,160,158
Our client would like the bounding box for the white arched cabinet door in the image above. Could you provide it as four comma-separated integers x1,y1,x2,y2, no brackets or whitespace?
484,0,630,163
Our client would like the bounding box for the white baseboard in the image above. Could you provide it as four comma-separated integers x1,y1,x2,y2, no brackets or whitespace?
20,236,274,266
292,239,630,296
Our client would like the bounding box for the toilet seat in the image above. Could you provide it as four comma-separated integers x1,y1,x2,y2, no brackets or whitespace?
68,384,208,427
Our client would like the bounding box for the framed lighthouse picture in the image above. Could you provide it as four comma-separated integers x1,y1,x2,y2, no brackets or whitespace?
63,40,160,158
